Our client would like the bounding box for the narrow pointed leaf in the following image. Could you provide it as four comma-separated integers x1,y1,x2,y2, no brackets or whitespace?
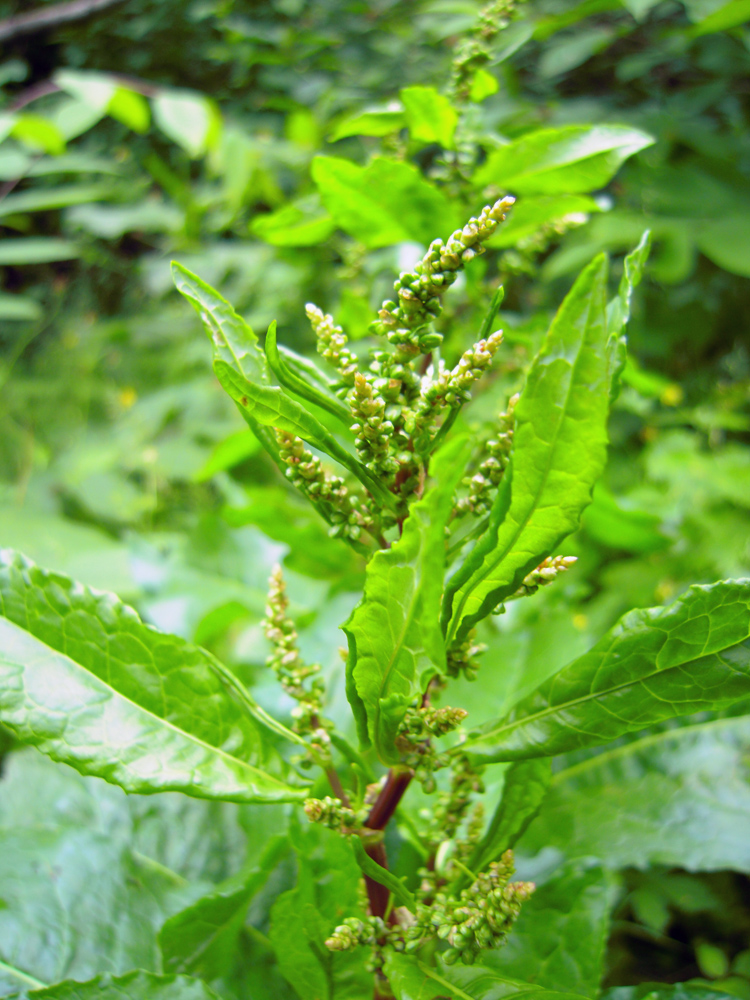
171,262,268,384
214,357,394,509
265,322,351,426
460,579,750,764
350,836,417,913
470,759,551,873
0,550,306,803
606,230,651,400
444,254,610,643
343,438,470,762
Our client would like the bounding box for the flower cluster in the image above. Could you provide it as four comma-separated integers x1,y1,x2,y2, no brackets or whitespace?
417,853,535,965
430,754,484,845
348,372,398,479
304,795,365,834
446,628,487,681
450,0,525,102
372,198,514,353
276,430,369,541
455,394,518,517
262,565,325,735
306,303,358,392
512,555,578,599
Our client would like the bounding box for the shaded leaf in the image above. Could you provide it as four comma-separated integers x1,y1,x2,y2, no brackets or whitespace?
462,580,750,763
480,861,617,996
521,715,750,872
21,971,225,1000
251,195,335,247
159,839,288,981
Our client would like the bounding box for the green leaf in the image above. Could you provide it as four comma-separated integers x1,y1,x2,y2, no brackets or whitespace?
582,484,668,554
192,430,260,482
312,155,458,248
251,195,336,247
21,971,225,1000
696,212,750,278
269,824,370,1000
606,230,651,400
461,579,750,764
328,108,405,141
108,87,151,133
444,255,610,643
265,322,351,427
0,238,80,264
214,355,394,509
480,861,618,996
171,262,268,385
689,0,750,33
383,952,592,1000
0,293,42,321
470,759,551,873
343,437,470,762
350,836,417,913
0,549,306,803
0,184,115,218
400,86,458,148
521,715,750,873
603,985,739,1000
474,125,654,195
153,91,220,158
11,115,66,155
486,194,602,249
159,839,287,980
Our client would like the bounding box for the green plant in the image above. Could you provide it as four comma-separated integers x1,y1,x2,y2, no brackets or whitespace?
1,178,749,1000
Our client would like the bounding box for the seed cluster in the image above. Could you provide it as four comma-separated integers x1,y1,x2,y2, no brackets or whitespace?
513,554,578,598
262,565,325,734
450,0,526,102
455,394,517,517
304,795,364,833
306,303,358,391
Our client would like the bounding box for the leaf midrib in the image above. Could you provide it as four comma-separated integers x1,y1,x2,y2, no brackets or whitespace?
448,264,602,641
464,638,745,754
0,617,298,795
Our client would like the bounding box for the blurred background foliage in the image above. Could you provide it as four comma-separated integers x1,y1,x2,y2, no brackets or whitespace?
0,0,749,994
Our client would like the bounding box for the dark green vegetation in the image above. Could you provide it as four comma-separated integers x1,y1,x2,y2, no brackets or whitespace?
1,1,749,999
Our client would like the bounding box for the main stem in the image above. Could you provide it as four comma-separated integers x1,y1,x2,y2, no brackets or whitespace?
362,767,413,918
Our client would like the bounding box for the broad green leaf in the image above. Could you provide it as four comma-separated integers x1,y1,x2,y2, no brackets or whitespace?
582,485,668,555
269,824,370,1000
53,69,116,112
328,108,405,141
401,85,458,148
0,825,190,993
11,115,66,155
444,255,610,643
689,0,750,33
251,195,336,247
344,437,470,762
312,155,458,248
159,839,287,980
603,985,739,1000
486,194,602,249
473,125,654,195
0,549,306,803
470,759,551,873
0,238,80,265
696,213,750,278
350,835,417,913
0,293,42,321
153,92,220,158
0,184,115,218
480,861,617,996
521,715,750,872
461,579,750,764
18,971,225,1000
108,87,151,133
383,952,591,1000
